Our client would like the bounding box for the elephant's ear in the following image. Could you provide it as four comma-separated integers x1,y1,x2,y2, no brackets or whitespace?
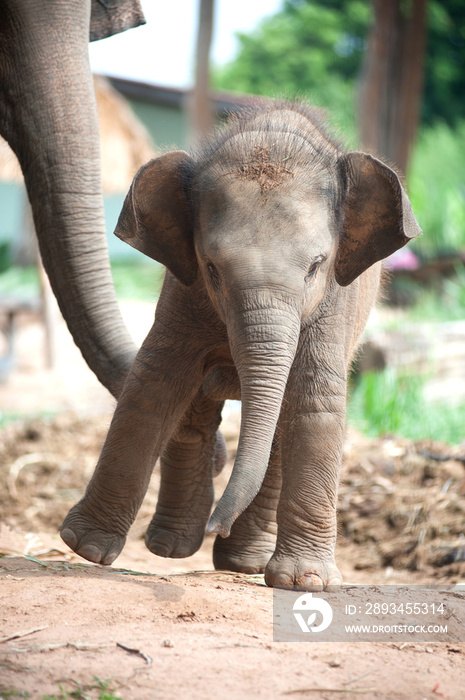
90,0,146,42
115,151,198,286
335,151,422,287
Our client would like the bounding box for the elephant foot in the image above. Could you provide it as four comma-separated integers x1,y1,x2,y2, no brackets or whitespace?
60,504,126,565
145,517,206,559
213,533,275,574
265,554,342,591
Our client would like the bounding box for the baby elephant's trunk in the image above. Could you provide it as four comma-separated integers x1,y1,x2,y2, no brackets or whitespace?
206,298,301,537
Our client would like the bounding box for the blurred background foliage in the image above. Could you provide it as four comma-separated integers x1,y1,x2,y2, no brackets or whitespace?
214,0,465,128
214,0,372,133
213,0,465,260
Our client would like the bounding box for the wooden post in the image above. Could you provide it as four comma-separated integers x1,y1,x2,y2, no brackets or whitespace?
190,0,215,140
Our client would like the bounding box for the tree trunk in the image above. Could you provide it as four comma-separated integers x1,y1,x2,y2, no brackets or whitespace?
358,0,427,175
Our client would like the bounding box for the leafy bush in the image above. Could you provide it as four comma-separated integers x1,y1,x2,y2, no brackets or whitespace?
348,368,465,444
213,0,370,140
407,120,465,257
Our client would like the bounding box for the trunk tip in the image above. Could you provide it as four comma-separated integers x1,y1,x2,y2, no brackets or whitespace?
206,515,231,539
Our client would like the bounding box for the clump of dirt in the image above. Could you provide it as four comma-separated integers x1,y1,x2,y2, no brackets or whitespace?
1,412,464,581
237,145,294,194
0,413,112,534
340,433,465,578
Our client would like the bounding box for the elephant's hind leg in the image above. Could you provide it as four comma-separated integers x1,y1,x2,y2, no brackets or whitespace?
145,390,225,558
213,439,281,574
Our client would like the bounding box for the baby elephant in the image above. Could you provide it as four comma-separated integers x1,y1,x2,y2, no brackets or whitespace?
61,101,421,589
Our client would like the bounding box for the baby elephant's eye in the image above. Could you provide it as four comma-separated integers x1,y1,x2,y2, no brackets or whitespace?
207,261,221,287
305,259,322,281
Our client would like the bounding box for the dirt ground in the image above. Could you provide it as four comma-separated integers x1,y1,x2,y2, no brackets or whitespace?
1,303,465,699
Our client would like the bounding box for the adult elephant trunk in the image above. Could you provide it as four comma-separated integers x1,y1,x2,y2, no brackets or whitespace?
0,0,137,397
207,293,301,537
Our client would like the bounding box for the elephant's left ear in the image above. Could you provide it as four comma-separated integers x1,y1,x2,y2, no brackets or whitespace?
335,151,422,287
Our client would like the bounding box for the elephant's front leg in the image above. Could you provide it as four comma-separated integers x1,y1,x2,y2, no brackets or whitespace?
213,439,281,574
145,390,225,559
60,332,206,565
265,351,346,590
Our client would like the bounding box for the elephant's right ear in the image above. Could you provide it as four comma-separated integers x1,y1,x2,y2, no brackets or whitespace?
115,151,198,286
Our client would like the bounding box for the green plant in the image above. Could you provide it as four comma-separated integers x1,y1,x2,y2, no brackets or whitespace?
349,368,422,437
40,685,69,700
407,120,465,258
90,677,123,700
213,0,371,139
348,368,465,444
0,261,164,303
40,677,123,700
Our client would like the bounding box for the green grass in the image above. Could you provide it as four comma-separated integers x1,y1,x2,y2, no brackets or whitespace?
348,368,465,444
0,261,164,303
407,120,465,259
0,678,125,700
38,677,123,700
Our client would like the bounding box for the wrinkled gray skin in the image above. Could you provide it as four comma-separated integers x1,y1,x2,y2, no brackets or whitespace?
61,103,421,590
0,0,144,397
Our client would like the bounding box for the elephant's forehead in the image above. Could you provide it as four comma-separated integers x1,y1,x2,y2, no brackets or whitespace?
196,175,334,255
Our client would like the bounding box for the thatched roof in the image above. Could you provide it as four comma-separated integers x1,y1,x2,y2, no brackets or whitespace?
95,75,156,192
0,76,156,193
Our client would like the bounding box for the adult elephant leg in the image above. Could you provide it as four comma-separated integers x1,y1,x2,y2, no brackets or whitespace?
213,438,281,574
264,324,346,591
145,389,225,559
0,0,136,397
60,317,207,565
